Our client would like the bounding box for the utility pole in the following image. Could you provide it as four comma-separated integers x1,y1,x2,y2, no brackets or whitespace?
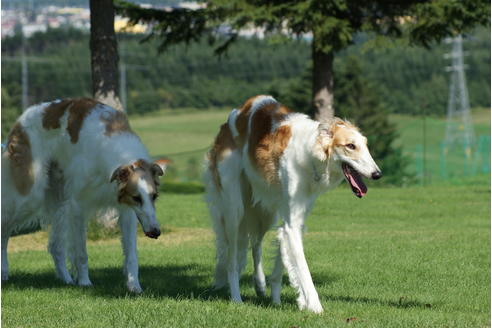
21,35,28,110
443,35,475,175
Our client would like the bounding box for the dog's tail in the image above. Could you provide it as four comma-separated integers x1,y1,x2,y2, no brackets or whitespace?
227,108,239,138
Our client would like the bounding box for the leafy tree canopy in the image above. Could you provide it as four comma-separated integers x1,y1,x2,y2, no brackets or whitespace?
116,0,490,53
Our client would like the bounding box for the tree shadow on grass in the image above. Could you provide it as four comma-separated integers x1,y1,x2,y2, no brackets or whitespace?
2,267,432,310
3,264,217,299
323,294,435,310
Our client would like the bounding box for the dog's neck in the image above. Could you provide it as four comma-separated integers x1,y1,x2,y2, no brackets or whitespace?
311,159,324,182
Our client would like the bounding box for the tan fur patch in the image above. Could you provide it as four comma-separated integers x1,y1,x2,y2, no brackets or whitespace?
208,123,236,189
43,98,100,143
248,103,291,184
42,99,73,130
100,110,133,136
66,98,100,143
329,119,361,158
332,120,358,146
6,123,34,195
117,159,159,206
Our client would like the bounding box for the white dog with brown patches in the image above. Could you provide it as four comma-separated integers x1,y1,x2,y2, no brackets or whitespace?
2,98,167,293
204,95,381,313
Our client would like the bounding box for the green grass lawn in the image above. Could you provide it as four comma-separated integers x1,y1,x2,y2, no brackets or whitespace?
3,183,490,327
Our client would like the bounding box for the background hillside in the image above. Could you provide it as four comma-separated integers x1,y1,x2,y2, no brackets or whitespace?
2,27,490,118
1,26,490,185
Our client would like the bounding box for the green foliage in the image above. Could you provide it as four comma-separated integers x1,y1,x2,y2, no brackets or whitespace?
346,27,491,115
116,1,213,53
1,29,309,134
408,0,491,47
117,0,490,55
1,87,22,141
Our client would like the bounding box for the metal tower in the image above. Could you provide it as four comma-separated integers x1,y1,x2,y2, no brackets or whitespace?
443,35,475,166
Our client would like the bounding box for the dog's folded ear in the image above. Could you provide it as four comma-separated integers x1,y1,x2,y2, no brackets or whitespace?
110,165,133,184
314,121,335,161
152,159,170,178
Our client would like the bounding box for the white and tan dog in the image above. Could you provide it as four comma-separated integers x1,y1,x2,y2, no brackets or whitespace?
2,98,167,293
204,95,381,313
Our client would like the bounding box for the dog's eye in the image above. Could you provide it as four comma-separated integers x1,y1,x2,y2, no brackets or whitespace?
346,143,356,150
132,195,142,204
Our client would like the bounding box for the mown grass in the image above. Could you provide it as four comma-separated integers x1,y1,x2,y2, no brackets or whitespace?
3,182,490,327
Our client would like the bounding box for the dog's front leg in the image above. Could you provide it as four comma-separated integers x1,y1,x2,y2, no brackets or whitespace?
68,204,92,287
48,204,74,284
118,208,142,293
278,204,323,313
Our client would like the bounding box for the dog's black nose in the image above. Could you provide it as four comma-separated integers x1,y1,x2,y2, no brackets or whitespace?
145,227,161,239
372,171,382,180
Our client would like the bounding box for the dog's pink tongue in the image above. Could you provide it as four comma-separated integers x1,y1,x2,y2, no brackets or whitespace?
348,173,367,197
343,164,367,198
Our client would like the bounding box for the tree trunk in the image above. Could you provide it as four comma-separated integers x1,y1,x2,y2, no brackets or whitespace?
90,0,123,111
312,42,335,121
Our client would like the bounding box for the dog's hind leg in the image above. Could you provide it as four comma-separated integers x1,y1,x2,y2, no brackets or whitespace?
1,229,11,281
236,219,249,276
118,207,142,293
223,209,242,302
212,214,228,290
251,236,266,297
220,153,244,303
245,204,272,298
46,164,73,284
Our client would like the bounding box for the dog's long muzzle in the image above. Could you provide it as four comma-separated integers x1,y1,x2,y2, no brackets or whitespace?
136,215,161,239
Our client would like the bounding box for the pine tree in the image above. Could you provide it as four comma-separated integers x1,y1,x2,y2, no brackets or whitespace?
117,0,490,120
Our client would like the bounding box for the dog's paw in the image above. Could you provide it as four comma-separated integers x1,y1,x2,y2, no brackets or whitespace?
127,282,143,294
254,283,266,297
77,278,93,287
212,282,228,291
61,276,75,285
303,301,324,314
56,271,75,285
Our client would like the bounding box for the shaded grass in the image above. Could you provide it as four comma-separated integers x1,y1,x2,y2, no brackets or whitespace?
2,183,490,327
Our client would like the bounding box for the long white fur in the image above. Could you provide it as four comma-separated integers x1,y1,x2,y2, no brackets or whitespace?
1,101,161,293
204,96,380,313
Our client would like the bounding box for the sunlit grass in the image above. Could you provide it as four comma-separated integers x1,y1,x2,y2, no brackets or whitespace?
3,183,489,327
